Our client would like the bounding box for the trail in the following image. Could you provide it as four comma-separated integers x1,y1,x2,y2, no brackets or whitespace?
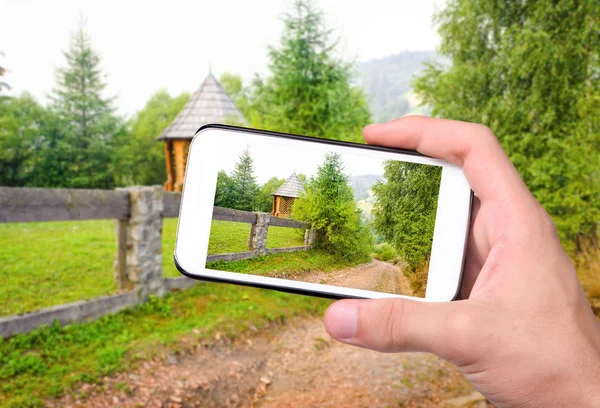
54,318,488,408
279,259,414,296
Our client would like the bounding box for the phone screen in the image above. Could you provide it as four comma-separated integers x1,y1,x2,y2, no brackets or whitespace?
201,134,442,298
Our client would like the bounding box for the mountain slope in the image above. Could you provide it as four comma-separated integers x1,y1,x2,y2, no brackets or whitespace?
358,51,438,122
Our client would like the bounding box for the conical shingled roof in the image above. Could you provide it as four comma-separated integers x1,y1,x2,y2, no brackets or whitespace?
157,73,247,140
272,173,306,198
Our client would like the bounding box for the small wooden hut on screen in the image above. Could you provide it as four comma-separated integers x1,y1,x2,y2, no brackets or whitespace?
271,172,306,218
157,73,247,192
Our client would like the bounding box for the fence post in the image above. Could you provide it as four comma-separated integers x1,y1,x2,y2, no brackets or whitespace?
114,186,165,302
248,212,270,255
304,228,316,246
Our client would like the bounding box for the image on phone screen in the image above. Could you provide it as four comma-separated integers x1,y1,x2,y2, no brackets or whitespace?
202,137,442,298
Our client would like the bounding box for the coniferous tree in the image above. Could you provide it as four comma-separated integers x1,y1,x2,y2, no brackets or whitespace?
248,0,371,142
49,20,121,188
414,0,600,250
229,150,260,211
293,153,373,262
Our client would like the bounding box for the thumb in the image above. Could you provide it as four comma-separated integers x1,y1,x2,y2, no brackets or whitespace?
324,298,473,358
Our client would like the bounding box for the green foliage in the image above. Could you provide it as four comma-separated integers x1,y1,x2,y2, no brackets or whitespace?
245,0,371,142
214,150,261,211
114,90,189,186
214,170,235,208
373,242,397,262
0,283,329,407
293,153,373,262
0,94,50,186
372,162,442,270
48,21,123,188
256,176,286,212
413,0,600,250
219,72,243,98
229,150,260,211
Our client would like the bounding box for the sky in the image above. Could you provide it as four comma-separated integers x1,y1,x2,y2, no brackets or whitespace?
216,136,387,185
0,0,445,117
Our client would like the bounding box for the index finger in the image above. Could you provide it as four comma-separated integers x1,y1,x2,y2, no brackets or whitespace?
363,116,528,201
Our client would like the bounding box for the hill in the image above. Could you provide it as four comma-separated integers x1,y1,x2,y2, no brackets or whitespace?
350,174,382,201
358,51,439,122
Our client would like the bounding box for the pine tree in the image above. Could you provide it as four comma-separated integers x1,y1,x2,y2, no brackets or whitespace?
248,0,371,143
229,150,260,211
50,19,121,188
293,153,373,262
414,0,600,250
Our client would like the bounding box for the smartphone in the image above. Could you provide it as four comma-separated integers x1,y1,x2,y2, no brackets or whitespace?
174,124,472,301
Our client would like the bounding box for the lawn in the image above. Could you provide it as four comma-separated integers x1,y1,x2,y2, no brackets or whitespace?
0,219,306,316
207,220,305,254
0,283,330,408
0,219,181,316
207,249,359,276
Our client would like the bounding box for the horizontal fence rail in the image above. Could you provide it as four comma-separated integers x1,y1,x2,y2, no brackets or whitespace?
0,186,314,338
207,207,313,263
0,187,131,222
0,186,191,338
213,206,258,224
0,187,183,223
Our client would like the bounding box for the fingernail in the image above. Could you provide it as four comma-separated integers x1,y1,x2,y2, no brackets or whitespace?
325,302,358,340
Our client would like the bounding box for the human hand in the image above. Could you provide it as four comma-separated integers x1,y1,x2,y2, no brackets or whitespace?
323,116,600,407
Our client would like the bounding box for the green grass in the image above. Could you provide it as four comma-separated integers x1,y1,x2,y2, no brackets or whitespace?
0,283,330,408
0,219,181,316
207,220,305,254
0,218,306,316
207,249,358,277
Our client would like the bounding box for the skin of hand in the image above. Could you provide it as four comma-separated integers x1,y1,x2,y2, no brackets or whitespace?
323,116,600,407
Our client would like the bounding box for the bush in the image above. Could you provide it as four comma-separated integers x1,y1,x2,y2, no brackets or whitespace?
372,161,442,270
373,243,397,262
293,153,373,263
406,259,429,298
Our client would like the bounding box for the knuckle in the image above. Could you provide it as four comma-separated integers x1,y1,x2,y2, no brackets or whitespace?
381,300,407,351
474,124,499,145
445,307,476,336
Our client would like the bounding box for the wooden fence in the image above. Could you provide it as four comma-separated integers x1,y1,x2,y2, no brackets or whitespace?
0,186,187,338
208,206,314,263
0,186,314,338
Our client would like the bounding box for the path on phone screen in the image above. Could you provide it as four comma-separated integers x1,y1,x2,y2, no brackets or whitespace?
285,259,414,296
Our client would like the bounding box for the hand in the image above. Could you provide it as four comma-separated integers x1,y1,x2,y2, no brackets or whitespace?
323,116,600,407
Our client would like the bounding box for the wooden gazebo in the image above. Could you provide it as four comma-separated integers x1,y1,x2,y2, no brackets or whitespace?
157,73,247,192
271,172,306,217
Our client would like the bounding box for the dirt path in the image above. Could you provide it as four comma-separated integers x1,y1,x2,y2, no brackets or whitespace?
281,259,413,296
54,317,488,408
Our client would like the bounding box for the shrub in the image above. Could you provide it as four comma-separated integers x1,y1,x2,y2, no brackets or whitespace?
406,259,429,298
373,243,397,262
293,153,373,263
